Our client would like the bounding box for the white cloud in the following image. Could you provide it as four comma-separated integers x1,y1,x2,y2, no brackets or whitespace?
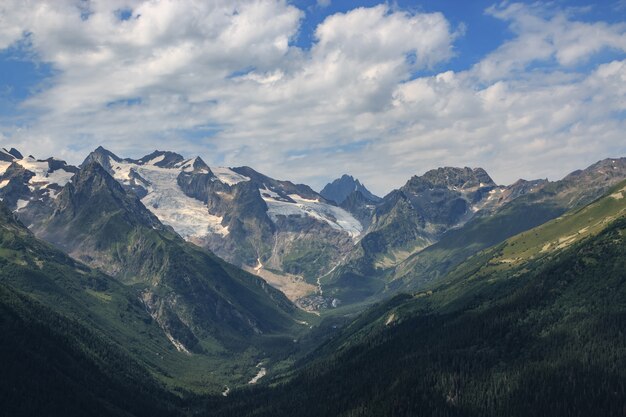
474,2,626,80
0,1,625,195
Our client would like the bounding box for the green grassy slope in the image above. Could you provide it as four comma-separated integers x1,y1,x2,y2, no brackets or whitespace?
392,166,626,294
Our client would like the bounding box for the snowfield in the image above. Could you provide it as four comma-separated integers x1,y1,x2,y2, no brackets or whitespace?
262,192,362,238
103,153,362,242
16,158,75,189
108,157,229,238
211,167,250,185
0,161,11,176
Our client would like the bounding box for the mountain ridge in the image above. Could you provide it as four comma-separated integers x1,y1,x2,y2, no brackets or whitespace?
3,145,626,311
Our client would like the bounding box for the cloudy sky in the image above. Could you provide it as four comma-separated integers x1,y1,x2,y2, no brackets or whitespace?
0,0,625,194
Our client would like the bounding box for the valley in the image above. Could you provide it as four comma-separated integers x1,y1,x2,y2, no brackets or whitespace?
2,2,626,415
1,146,625,416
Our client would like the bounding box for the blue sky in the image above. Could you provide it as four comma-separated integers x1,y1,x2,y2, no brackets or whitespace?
0,0,625,193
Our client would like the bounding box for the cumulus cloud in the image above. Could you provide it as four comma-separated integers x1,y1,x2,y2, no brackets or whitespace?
474,2,626,80
0,1,625,194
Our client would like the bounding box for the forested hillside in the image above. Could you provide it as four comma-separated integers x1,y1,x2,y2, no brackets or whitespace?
202,186,626,417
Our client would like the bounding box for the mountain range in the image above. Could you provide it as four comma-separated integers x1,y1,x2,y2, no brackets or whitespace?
2,146,626,309
1,145,625,416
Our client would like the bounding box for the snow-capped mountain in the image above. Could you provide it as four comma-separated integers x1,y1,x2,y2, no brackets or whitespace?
0,148,78,215
1,145,366,308
8,144,625,310
80,147,362,306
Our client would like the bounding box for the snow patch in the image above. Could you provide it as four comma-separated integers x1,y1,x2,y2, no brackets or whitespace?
46,169,75,187
178,157,209,174
212,167,250,185
16,199,29,210
145,154,165,166
259,186,283,200
262,192,362,238
0,161,11,175
248,363,267,384
0,179,9,189
16,158,74,191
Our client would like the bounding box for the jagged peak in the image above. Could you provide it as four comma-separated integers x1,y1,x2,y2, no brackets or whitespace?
408,166,496,191
40,157,79,173
0,148,17,162
137,150,184,168
565,157,626,181
340,189,371,207
81,146,122,170
321,173,380,204
177,156,212,174
232,166,323,201
70,161,133,199
93,146,122,161
7,148,23,159
509,178,548,188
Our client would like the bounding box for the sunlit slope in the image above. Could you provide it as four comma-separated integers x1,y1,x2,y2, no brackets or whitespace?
392,160,626,294
492,182,625,262
447,179,626,284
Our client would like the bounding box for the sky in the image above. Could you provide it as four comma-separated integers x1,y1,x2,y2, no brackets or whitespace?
0,0,625,195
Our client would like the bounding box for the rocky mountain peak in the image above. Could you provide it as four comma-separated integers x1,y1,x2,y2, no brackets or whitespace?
0,148,17,162
6,148,23,159
82,146,122,171
73,160,124,191
137,150,185,168
232,166,323,201
320,174,380,204
180,156,212,174
407,166,496,192
54,161,163,232
564,157,626,183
